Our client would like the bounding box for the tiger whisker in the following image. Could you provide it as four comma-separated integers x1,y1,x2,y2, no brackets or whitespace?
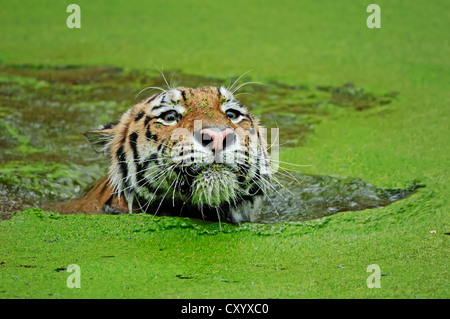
227,69,253,92
168,70,178,89
156,66,172,91
142,163,178,215
231,81,264,94
135,86,166,100
111,166,170,196
153,167,181,216
172,170,182,207
247,162,289,199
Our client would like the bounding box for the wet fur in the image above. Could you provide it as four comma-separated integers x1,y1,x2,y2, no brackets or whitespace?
58,86,271,223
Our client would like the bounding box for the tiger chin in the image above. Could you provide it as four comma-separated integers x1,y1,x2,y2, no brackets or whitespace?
59,86,272,223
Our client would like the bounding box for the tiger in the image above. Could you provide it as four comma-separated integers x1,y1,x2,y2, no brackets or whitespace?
60,86,273,223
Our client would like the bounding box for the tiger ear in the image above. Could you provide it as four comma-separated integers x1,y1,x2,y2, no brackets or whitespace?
83,122,117,154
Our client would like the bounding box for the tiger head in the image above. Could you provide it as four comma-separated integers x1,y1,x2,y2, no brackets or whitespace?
84,86,272,222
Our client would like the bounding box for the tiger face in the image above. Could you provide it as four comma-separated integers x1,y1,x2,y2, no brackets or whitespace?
84,86,271,222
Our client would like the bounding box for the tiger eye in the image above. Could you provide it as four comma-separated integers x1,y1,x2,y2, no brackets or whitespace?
163,111,178,122
226,110,239,120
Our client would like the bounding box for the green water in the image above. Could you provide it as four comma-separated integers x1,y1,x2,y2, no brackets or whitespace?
0,0,447,300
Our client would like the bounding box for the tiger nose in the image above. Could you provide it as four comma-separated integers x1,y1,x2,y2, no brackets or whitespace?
199,128,236,151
